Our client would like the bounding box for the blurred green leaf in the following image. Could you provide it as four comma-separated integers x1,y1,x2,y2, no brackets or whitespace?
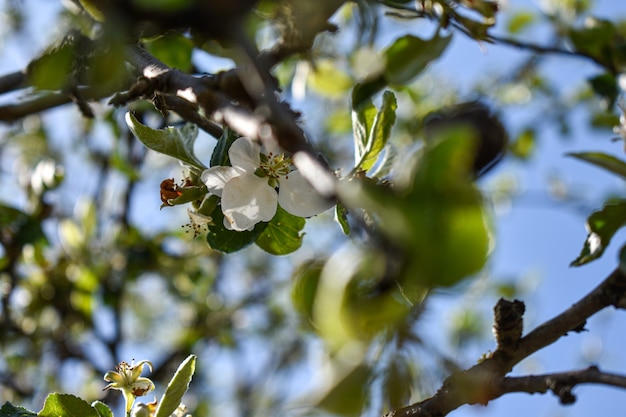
568,152,626,179
384,357,413,410
353,33,451,106
509,128,536,160
590,111,620,129
317,364,371,416
340,128,490,288
0,402,36,417
27,43,73,90
308,60,354,97
313,244,415,347
0,205,46,247
571,200,626,266
588,73,618,107
384,33,452,85
38,394,98,417
206,208,267,253
154,355,196,417
145,32,194,72
126,112,206,171
86,42,127,87
568,18,619,69
255,206,305,255
291,260,325,328
507,10,535,34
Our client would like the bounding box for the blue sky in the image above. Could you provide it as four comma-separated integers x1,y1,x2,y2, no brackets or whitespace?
2,1,626,416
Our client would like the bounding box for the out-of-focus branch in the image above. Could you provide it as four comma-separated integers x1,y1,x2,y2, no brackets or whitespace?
385,267,626,417
487,33,610,70
0,83,122,122
117,44,339,198
0,70,26,94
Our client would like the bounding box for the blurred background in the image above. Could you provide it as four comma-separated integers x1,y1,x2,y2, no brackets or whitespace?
1,1,626,416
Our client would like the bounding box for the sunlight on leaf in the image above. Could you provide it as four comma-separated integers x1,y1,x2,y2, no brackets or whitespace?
126,112,206,171
352,90,397,172
38,394,99,417
154,355,196,417
571,200,626,266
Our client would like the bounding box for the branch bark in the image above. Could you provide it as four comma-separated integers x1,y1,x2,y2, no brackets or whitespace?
385,267,626,417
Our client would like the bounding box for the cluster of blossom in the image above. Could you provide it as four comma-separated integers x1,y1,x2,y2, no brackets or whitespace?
198,137,333,231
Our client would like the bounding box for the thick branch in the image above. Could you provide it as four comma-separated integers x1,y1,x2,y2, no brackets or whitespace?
385,267,626,417
0,83,122,122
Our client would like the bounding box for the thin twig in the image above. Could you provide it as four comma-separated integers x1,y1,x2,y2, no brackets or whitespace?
488,33,609,70
500,366,626,404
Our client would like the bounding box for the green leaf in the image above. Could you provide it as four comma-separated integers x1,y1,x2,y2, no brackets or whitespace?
335,203,350,235
0,205,47,246
144,32,194,72
507,10,535,34
339,128,490,289
210,128,238,167
509,128,536,160
38,394,99,417
308,60,354,97
90,402,113,417
154,355,196,417
353,90,397,172
571,200,626,266
255,206,305,255
384,33,452,85
291,260,325,328
125,112,206,171
568,18,617,69
384,357,413,410
352,88,378,163
568,152,626,180
27,42,74,90
0,402,37,417
206,208,268,253
588,73,618,107
317,364,371,416
352,33,451,107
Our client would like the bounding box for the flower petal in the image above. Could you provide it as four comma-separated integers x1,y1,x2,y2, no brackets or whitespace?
222,175,277,231
103,371,124,385
229,137,261,173
201,166,241,196
278,170,335,217
130,377,155,397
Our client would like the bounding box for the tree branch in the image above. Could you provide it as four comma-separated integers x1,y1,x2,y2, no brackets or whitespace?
487,33,610,70
499,366,626,404
385,267,626,417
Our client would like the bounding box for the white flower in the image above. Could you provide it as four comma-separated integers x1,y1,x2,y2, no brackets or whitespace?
201,137,333,231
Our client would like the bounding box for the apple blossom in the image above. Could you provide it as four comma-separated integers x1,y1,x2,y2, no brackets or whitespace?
201,137,334,231
104,360,155,416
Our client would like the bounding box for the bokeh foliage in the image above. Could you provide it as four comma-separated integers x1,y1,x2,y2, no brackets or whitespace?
1,1,626,417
